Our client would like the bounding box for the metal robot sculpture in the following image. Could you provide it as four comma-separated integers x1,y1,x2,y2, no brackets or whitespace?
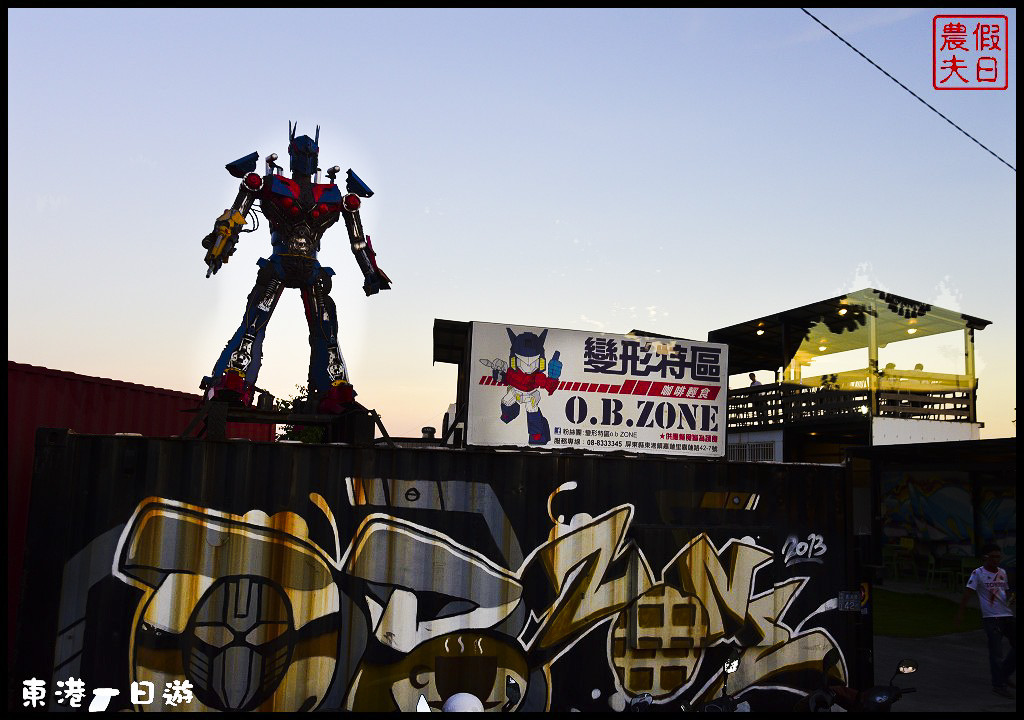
200,123,390,413
481,329,562,445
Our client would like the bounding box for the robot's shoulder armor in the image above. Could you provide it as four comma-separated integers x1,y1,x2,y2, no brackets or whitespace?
346,169,374,198
267,175,300,198
312,184,343,204
225,152,259,178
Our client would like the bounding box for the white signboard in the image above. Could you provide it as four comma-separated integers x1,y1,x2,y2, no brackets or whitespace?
467,321,728,457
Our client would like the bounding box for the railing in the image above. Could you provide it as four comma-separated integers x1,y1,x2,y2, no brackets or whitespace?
727,369,976,430
728,383,868,429
726,441,776,462
876,369,975,421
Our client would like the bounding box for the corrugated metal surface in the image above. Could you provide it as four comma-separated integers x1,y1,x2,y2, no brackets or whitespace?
7,362,275,664
15,433,869,712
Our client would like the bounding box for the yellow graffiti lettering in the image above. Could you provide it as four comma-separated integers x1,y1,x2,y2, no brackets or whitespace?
729,631,845,691
669,536,772,644
743,578,804,645
609,584,709,698
533,506,652,650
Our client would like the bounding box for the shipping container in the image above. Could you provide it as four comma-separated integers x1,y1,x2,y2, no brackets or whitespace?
13,430,870,712
7,362,276,665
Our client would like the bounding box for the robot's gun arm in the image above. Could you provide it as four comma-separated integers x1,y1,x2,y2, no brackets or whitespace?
479,358,508,383
203,209,246,277
202,182,259,277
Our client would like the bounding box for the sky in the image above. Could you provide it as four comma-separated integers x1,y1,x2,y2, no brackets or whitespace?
7,8,1016,439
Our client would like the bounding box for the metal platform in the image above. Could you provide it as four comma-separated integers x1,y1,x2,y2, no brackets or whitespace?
180,398,389,445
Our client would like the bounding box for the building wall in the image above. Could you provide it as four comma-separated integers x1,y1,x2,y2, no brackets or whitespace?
872,417,981,445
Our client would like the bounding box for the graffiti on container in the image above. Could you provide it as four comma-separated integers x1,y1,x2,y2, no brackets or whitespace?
608,534,841,706
98,484,847,712
782,533,828,567
112,496,344,712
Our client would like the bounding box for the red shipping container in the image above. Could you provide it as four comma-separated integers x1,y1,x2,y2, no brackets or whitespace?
7,361,275,663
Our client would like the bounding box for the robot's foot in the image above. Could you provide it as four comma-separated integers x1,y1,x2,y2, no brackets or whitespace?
500,402,521,424
203,373,255,406
317,382,357,414
526,412,550,445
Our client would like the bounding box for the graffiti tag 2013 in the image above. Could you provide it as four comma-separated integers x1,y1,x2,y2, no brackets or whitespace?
783,533,828,567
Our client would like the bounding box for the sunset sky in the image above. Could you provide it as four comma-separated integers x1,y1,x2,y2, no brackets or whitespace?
8,8,1016,438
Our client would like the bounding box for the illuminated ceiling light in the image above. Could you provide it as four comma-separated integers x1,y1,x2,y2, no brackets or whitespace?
907,328,917,335
838,308,848,316
756,329,765,336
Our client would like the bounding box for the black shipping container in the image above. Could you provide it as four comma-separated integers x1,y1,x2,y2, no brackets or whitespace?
13,430,870,712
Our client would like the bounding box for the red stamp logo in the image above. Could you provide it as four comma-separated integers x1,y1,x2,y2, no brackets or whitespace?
933,15,1009,90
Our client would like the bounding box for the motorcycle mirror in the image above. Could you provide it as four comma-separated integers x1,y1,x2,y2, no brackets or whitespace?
898,659,918,674
819,646,842,689
627,693,653,711
888,658,918,685
502,676,521,712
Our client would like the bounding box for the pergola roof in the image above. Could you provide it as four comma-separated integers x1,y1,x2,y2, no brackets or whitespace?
707,288,991,376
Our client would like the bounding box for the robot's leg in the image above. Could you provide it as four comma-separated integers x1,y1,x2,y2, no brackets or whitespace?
500,388,522,423
500,401,521,423
301,270,354,413
205,264,284,403
526,411,551,445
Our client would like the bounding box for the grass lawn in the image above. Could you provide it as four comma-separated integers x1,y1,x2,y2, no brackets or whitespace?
873,588,982,637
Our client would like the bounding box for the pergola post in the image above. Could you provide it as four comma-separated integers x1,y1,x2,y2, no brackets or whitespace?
964,327,977,422
867,304,879,416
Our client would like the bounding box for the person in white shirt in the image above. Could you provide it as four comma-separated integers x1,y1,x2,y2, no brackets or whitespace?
956,544,1016,698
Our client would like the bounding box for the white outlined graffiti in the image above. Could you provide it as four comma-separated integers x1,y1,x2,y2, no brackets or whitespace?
100,484,849,712
606,534,846,708
340,513,523,654
111,495,343,712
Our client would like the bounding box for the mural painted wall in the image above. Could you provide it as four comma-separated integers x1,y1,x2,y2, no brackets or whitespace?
14,433,862,712
880,470,1017,566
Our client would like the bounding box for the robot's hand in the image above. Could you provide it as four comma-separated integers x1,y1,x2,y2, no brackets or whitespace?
362,267,392,296
203,209,246,277
548,351,562,381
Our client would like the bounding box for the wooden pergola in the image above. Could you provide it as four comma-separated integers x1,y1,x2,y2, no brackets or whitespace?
708,289,991,426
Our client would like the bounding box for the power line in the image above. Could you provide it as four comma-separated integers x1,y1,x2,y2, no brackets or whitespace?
801,8,1016,172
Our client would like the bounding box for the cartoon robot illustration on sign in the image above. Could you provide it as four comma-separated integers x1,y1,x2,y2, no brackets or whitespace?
480,328,562,445
200,123,391,413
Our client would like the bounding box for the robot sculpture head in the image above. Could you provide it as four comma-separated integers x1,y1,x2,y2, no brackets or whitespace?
506,327,548,374
288,121,320,177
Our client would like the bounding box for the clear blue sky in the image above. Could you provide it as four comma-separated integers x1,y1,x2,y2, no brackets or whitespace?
8,8,1016,438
